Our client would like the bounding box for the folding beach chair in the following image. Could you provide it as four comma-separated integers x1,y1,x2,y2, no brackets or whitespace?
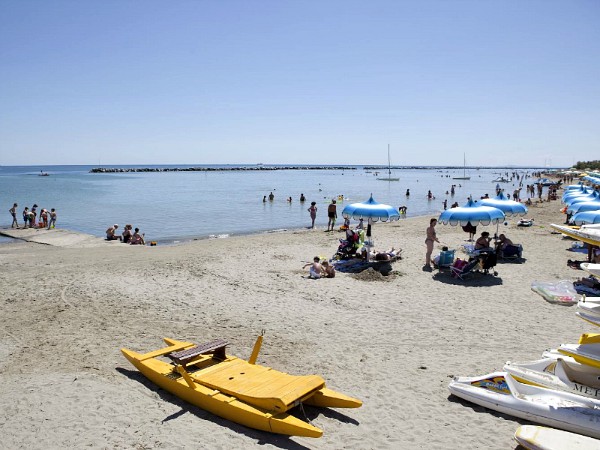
435,249,455,269
450,258,480,280
498,244,523,262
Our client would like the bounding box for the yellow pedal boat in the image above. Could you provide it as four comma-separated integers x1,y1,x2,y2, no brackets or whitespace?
121,336,361,438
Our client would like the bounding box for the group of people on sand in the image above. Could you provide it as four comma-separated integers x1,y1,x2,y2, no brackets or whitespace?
424,216,522,271
106,224,145,245
303,256,335,279
9,203,56,230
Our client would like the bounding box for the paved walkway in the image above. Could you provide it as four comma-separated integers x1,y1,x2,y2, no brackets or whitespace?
0,227,118,248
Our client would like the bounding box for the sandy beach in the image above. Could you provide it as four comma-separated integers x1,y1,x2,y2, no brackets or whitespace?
0,199,592,449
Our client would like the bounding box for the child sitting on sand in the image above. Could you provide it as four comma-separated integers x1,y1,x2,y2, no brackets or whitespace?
321,260,335,278
303,257,323,279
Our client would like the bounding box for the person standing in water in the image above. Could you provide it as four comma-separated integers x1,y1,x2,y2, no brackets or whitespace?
307,201,317,229
327,199,337,231
47,208,57,229
9,203,18,228
424,218,440,271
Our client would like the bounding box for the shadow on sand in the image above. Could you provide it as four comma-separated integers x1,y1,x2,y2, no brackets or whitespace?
432,270,504,286
447,394,528,449
116,367,359,449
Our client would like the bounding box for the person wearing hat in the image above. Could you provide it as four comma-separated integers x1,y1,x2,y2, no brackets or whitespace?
327,199,337,231
106,224,121,241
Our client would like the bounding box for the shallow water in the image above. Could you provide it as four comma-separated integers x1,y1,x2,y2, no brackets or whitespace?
0,165,547,243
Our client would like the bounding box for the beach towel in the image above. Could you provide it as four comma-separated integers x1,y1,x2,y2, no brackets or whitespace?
573,277,600,296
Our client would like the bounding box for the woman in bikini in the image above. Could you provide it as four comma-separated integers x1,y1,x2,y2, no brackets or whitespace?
425,218,439,270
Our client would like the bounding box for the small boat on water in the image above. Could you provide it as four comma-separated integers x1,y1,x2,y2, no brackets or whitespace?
376,144,399,181
492,177,509,182
121,336,361,437
536,177,561,187
452,153,470,180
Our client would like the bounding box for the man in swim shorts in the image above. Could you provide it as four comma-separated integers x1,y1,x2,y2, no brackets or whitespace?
327,200,337,231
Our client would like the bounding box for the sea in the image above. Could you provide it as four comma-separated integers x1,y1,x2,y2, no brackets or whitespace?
0,165,554,245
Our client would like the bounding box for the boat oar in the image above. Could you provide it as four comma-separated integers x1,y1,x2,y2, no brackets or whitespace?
248,330,265,364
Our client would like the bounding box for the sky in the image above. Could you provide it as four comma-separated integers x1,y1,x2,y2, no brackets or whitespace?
1,0,599,167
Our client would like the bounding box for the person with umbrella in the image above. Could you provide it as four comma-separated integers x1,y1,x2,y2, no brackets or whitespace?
425,218,440,271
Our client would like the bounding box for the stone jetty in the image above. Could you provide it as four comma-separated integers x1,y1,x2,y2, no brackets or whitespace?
90,166,356,173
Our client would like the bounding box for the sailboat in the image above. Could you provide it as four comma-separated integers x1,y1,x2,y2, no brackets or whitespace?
452,153,470,180
377,144,399,181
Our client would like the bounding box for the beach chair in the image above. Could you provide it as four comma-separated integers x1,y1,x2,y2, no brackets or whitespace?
498,244,523,261
435,249,455,268
450,258,480,280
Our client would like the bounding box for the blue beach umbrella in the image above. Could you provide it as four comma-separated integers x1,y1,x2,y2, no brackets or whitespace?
567,201,600,214
571,210,600,226
438,198,505,227
565,183,587,191
565,191,600,205
341,194,400,222
583,175,600,184
478,192,528,217
341,194,399,257
562,185,591,202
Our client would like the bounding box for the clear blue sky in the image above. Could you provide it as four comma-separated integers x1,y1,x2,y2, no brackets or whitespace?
1,1,598,167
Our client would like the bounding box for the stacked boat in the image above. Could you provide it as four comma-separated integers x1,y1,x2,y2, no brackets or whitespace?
448,295,600,441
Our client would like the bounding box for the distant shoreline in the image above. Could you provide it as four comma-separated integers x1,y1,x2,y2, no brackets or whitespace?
89,165,564,173
89,166,357,173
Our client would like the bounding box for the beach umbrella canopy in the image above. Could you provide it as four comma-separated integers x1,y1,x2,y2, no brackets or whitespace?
562,185,591,201
571,210,600,226
565,183,587,191
438,198,505,227
341,194,400,222
478,192,528,217
341,195,399,256
583,175,600,184
565,191,600,205
567,200,600,214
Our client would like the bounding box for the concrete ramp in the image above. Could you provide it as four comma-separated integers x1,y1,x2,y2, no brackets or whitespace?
0,227,119,248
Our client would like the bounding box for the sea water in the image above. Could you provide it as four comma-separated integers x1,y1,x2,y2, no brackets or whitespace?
0,165,549,244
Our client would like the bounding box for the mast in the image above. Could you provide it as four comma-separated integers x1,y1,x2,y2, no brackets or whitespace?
388,144,391,175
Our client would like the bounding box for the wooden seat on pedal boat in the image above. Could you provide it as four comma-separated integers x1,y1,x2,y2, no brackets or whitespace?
190,358,325,413
168,339,229,365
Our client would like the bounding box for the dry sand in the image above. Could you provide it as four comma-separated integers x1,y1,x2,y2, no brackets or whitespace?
0,199,592,449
